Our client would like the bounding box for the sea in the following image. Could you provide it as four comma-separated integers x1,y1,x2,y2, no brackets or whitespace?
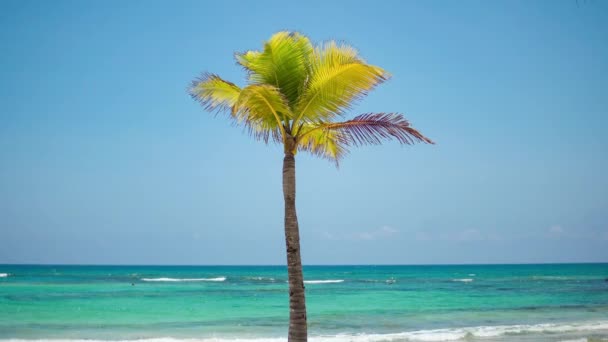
1,264,607,342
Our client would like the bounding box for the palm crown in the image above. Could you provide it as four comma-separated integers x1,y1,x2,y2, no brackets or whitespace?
190,31,433,163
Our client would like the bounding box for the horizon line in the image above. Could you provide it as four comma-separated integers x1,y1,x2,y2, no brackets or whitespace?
1,261,607,267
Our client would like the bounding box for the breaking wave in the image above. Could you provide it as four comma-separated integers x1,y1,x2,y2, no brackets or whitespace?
244,276,276,282
1,320,607,341
451,278,474,282
140,277,226,282
304,279,344,284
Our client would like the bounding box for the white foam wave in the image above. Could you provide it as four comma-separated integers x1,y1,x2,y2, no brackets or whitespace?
245,276,276,281
2,321,608,341
0,273,8,278
304,279,344,284
451,278,473,282
375,321,608,341
532,275,569,280
468,273,476,276
141,277,226,282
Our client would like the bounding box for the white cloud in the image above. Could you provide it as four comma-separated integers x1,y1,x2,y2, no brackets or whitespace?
320,225,400,241
321,231,335,240
352,232,375,240
427,228,502,242
321,226,507,242
455,228,484,241
548,225,565,235
380,226,399,234
351,225,400,240
415,231,432,241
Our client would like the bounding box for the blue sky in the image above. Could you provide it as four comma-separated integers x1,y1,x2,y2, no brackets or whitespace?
1,0,607,265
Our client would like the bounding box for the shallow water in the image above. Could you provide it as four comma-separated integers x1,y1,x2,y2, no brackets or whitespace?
1,264,607,341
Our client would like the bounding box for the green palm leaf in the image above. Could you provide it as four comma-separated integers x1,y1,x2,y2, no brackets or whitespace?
297,123,348,163
236,31,313,108
292,42,389,131
233,84,293,140
189,73,241,114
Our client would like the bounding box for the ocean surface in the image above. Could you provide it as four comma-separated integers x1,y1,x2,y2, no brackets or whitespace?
1,264,607,342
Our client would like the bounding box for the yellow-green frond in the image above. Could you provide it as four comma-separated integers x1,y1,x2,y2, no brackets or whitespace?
311,41,360,71
296,123,348,164
293,43,389,131
245,120,283,144
235,31,313,108
189,73,241,113
233,84,293,139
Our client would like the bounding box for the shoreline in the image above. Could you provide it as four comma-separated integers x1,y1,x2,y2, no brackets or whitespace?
2,319,608,341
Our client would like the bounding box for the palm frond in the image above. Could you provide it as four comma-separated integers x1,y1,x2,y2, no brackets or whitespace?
312,41,360,70
189,73,241,114
299,113,434,148
233,84,293,139
235,31,313,108
292,42,389,131
244,120,283,144
296,123,348,164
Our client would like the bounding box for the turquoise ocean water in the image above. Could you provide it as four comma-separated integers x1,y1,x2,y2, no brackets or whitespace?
1,264,607,341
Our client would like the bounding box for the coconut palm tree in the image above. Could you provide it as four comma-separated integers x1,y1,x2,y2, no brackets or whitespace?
189,31,433,342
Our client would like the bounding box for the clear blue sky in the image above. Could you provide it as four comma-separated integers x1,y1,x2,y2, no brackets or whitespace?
1,0,607,265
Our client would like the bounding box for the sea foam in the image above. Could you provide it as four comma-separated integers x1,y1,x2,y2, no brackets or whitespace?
451,278,474,282
532,276,569,280
1,321,608,341
304,279,344,284
244,276,276,282
0,273,8,278
141,277,226,282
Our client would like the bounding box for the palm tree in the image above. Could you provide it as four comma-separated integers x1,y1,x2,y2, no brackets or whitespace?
189,31,433,342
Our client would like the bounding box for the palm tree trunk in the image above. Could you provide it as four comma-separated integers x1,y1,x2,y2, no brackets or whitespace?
283,137,307,342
